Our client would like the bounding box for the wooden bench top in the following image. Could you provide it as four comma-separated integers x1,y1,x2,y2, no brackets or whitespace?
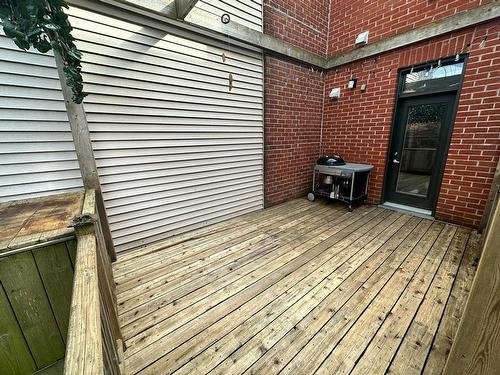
0,192,84,255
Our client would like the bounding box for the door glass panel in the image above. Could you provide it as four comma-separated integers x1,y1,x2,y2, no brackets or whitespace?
396,103,447,197
403,62,464,94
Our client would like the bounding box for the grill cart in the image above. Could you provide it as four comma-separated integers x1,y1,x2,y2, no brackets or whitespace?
308,157,373,211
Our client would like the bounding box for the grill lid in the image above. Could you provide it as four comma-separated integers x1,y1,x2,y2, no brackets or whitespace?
317,155,346,166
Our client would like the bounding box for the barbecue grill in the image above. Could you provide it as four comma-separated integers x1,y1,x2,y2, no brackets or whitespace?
308,156,374,211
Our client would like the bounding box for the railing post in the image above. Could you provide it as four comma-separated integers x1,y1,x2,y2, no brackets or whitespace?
54,52,116,262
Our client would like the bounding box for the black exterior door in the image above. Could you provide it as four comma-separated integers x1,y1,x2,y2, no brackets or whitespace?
384,93,456,211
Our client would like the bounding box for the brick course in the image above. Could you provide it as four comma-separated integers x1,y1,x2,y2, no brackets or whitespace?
262,1,498,228
264,0,331,56
327,0,494,55
322,21,500,228
264,56,325,206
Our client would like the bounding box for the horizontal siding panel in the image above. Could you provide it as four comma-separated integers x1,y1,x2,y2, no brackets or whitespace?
115,203,262,252
0,160,81,176
97,153,262,175
0,109,70,122
0,179,83,200
0,121,73,132
0,151,81,164
78,50,262,87
195,1,261,30
65,7,262,64
107,179,262,217
0,73,61,90
82,99,262,116
0,142,80,154
113,196,263,247
0,85,62,101
100,165,262,193
70,29,263,78
110,186,262,230
89,124,262,133
68,15,263,71
103,169,262,205
80,61,261,93
0,35,83,202
93,144,263,159
98,160,262,185
82,80,262,105
0,169,82,186
84,91,262,110
69,6,263,252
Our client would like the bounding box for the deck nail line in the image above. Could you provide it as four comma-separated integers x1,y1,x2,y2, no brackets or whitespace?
319,224,455,375
126,207,385,371
178,212,407,374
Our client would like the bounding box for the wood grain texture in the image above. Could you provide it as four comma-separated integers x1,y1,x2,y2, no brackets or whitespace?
64,189,122,375
0,282,37,375
33,243,75,342
0,252,65,369
110,199,479,375
444,196,500,375
0,192,83,254
64,232,102,375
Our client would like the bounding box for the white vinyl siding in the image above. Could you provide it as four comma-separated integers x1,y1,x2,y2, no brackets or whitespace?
67,6,264,252
193,0,263,31
0,33,83,202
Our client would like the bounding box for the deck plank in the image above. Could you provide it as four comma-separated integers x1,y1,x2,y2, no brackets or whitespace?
386,227,470,374
242,216,429,375
118,205,337,327
111,199,480,375
316,224,456,375
127,207,381,373
421,231,482,375
114,201,317,292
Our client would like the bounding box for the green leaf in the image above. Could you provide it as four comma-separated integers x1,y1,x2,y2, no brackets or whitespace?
2,0,86,103
2,19,24,39
35,39,51,53
14,37,30,50
43,23,60,31
67,48,81,60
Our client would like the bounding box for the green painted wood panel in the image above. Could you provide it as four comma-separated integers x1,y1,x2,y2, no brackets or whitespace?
66,240,77,269
33,243,74,343
33,359,64,375
0,282,37,375
0,252,65,369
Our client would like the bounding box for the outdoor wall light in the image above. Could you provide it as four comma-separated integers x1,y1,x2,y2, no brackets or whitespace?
329,87,341,99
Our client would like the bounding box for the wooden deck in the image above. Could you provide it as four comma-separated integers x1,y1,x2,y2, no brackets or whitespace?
113,199,481,375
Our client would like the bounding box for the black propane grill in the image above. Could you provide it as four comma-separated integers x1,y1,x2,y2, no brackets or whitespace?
308,155,374,211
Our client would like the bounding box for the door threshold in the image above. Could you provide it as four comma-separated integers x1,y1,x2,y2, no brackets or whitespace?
380,201,434,220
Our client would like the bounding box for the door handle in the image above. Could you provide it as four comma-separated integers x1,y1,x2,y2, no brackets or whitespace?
393,159,400,164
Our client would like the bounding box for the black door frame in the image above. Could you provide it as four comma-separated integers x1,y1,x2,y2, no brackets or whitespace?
382,54,468,215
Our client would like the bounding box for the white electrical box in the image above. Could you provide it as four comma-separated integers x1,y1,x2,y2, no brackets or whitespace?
329,87,341,99
355,31,369,46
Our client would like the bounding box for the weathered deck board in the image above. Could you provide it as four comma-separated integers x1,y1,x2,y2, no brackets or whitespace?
114,199,479,375
0,192,83,254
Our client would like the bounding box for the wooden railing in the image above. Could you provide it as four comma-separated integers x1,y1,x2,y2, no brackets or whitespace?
444,186,500,375
64,189,123,374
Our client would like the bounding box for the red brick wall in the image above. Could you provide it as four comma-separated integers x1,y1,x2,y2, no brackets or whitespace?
264,0,331,56
264,56,324,206
322,21,500,228
327,0,494,55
